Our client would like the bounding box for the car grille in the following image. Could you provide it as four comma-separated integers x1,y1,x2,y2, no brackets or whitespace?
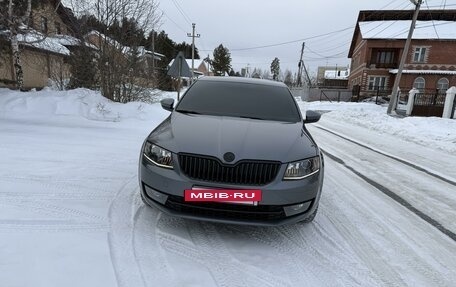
165,195,287,221
178,153,281,186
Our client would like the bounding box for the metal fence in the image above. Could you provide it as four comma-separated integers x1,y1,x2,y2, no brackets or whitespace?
351,85,392,104
412,89,447,117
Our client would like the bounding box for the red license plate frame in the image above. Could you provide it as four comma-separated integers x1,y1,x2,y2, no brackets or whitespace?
185,187,262,205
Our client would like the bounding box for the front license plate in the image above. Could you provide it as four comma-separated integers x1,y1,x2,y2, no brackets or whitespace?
185,188,262,205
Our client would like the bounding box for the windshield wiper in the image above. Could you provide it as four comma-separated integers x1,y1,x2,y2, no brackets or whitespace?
176,109,202,115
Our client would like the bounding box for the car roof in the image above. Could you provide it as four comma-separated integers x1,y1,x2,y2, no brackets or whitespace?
196,76,288,88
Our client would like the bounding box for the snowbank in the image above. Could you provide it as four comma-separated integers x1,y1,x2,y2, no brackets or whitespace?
0,88,177,122
300,101,456,154
1,89,454,153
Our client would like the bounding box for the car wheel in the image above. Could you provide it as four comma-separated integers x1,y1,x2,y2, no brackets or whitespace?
300,206,318,223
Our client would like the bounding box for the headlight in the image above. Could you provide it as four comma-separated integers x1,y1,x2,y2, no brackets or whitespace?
283,156,320,180
143,142,173,169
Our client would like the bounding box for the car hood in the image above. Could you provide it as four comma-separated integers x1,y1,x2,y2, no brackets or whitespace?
148,112,318,163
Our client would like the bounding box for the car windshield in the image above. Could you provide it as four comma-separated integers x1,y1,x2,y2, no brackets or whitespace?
175,80,301,123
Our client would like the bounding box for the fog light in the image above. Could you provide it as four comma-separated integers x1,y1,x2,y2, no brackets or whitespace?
283,201,312,217
144,185,168,205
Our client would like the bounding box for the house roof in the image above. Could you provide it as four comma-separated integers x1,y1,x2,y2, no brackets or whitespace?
324,70,350,80
86,31,164,59
18,32,74,55
359,20,456,40
389,69,456,75
137,46,165,59
168,58,206,70
348,9,456,57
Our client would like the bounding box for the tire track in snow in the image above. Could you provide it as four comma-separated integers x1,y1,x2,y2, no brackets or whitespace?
314,125,456,186
133,206,178,287
0,199,107,222
223,223,379,287
0,220,108,232
322,161,454,287
107,175,147,287
322,149,456,243
156,215,291,287
0,174,117,195
0,192,112,201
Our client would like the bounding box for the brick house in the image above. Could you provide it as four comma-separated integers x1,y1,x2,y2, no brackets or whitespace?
0,0,79,89
348,10,456,98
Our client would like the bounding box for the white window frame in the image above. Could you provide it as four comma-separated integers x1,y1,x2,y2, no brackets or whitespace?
413,77,426,91
437,78,449,91
368,76,387,91
413,47,427,63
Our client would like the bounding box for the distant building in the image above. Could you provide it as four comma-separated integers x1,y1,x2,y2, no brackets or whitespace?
348,9,456,97
317,66,350,88
0,0,80,89
167,58,212,78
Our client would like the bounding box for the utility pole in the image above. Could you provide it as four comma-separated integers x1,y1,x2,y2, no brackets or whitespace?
387,0,422,115
303,63,312,88
297,42,305,87
187,23,200,84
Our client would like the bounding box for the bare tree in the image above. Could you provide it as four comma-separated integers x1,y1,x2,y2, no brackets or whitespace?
261,69,271,80
77,0,162,102
284,69,293,87
0,0,32,89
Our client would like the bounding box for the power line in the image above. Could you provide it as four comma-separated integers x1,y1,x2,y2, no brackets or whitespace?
425,0,440,38
170,0,192,25
199,26,356,52
160,9,187,33
380,0,402,9
201,0,420,53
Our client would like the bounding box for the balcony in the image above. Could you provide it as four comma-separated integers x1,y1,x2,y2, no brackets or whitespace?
370,62,398,69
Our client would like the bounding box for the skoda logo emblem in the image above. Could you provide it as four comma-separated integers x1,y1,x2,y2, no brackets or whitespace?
223,152,235,162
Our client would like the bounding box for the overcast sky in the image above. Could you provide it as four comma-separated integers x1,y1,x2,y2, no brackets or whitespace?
157,0,433,74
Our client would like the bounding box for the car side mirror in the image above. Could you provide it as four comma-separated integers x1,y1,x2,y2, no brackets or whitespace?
160,98,174,112
303,110,321,124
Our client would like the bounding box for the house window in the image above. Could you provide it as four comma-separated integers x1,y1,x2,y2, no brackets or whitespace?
413,47,427,63
377,51,395,64
40,16,48,33
368,76,387,91
437,78,449,92
413,77,426,91
55,22,61,34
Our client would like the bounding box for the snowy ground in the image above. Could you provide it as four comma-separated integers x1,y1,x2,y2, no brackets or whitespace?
1,89,455,287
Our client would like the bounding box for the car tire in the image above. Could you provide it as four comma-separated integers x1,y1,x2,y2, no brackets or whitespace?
300,206,318,223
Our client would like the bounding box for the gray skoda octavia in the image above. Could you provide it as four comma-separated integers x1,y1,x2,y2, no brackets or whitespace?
139,77,324,226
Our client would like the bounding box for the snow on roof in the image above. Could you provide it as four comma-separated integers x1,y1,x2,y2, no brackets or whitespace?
389,69,456,75
86,30,128,53
168,58,205,70
18,32,71,55
359,20,456,40
324,70,350,80
137,46,165,59
86,31,163,59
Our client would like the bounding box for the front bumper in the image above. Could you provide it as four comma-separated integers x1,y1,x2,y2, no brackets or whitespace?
139,154,324,226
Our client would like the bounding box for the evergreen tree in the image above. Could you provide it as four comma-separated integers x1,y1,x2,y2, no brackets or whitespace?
270,57,280,81
211,44,231,76
175,42,199,59
68,45,97,90
145,31,176,90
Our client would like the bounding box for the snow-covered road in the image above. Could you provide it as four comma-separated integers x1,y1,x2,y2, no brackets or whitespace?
1,91,455,286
